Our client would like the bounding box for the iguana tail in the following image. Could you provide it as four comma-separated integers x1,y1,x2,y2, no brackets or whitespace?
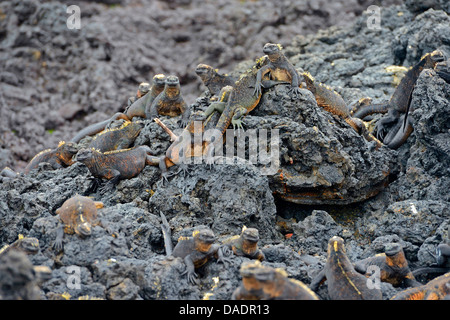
353,103,389,120
154,118,178,142
70,113,130,143
160,212,173,256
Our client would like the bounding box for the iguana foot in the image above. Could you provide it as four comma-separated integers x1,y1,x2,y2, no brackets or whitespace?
289,86,302,99
188,272,199,285
175,162,189,177
217,247,232,266
375,121,388,141
204,145,216,169
253,82,262,97
221,245,233,257
181,269,199,285
179,118,190,129
231,118,244,132
217,255,232,267
53,239,63,252
204,155,215,169
179,185,192,204
99,181,115,194
157,172,171,187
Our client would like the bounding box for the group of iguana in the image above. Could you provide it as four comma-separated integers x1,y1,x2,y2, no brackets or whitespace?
3,43,448,185
2,43,448,185
4,198,447,300
1,43,449,300
156,217,449,300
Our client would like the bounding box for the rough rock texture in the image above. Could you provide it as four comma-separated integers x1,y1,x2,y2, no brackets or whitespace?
149,157,279,243
0,250,43,300
0,0,449,301
247,85,396,205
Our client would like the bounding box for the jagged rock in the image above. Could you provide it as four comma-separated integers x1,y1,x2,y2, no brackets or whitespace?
246,85,396,205
0,1,449,301
91,258,147,300
287,210,343,256
148,157,280,243
0,250,42,300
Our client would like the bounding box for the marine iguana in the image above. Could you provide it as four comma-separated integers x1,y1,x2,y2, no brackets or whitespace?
0,234,40,257
53,194,107,252
125,74,166,119
232,260,319,300
126,82,151,108
195,64,236,99
220,226,265,261
87,121,142,153
76,146,159,192
147,75,191,128
71,76,165,143
391,272,450,300
2,141,80,178
352,50,445,149
302,71,383,149
309,236,382,300
159,212,229,285
413,226,450,277
253,43,302,98
354,242,420,287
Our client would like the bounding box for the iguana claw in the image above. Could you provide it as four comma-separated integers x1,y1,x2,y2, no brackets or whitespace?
180,118,190,129
99,181,115,194
217,246,232,266
253,82,262,97
289,86,302,99
375,122,387,141
231,118,244,132
204,145,216,169
175,162,189,177
205,156,215,169
180,268,199,285
157,171,171,187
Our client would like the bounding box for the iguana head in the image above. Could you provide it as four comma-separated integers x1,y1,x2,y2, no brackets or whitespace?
137,82,151,97
16,236,40,255
165,75,180,87
195,64,215,82
434,60,450,82
164,75,181,98
262,43,283,61
75,148,94,163
428,49,445,65
152,74,167,88
384,243,409,270
75,219,92,238
56,141,79,164
328,236,346,255
57,141,78,154
242,261,280,285
257,267,289,298
436,243,450,266
384,243,403,257
193,228,216,252
239,260,267,291
241,227,260,243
